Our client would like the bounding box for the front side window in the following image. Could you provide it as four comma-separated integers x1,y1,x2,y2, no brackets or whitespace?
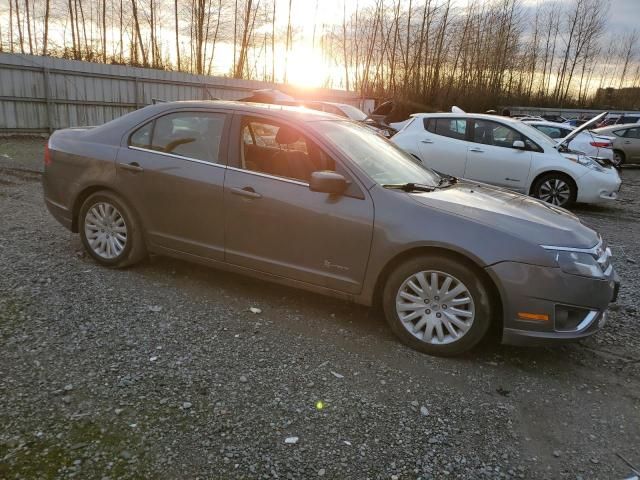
472,120,542,152
240,118,335,184
129,111,226,163
472,120,523,147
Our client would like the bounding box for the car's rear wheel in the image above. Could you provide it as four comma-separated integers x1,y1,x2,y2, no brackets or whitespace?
613,150,625,167
382,255,493,356
532,173,576,207
79,191,146,267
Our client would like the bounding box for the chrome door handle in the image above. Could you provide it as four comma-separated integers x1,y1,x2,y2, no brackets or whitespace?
120,162,144,173
624,141,631,144
231,186,262,199
469,147,484,153
421,139,433,144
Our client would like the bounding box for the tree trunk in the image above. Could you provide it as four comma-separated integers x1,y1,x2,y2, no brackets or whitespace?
175,0,181,70
131,0,148,66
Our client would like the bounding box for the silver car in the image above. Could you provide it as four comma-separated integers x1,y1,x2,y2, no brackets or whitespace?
593,123,640,165
43,101,619,356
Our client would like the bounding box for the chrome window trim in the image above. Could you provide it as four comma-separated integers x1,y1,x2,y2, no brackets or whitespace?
128,146,225,169
226,166,309,187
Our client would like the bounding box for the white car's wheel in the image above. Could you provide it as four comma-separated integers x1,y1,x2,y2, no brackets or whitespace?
532,173,577,208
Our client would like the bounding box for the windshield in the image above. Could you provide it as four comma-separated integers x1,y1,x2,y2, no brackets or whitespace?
515,121,558,150
337,104,368,121
313,120,440,186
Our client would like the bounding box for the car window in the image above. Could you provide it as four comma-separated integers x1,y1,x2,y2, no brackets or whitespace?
130,122,152,148
624,127,640,139
472,119,541,152
535,125,563,139
425,118,467,140
322,104,348,117
129,112,226,163
472,120,522,147
240,118,335,184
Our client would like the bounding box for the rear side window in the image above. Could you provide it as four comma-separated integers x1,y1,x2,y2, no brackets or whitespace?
425,118,467,140
130,122,152,148
624,127,640,139
129,112,226,163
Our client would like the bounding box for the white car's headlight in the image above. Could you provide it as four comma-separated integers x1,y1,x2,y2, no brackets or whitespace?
564,153,604,172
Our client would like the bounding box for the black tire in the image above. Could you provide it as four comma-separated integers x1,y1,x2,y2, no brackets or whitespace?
613,150,625,167
79,190,146,268
382,255,493,357
531,172,577,208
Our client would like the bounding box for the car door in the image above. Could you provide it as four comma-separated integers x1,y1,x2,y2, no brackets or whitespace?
464,119,532,192
116,109,229,260
223,114,374,294
418,117,469,177
620,127,640,161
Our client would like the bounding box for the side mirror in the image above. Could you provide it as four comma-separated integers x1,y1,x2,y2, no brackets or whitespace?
309,171,348,195
513,140,526,150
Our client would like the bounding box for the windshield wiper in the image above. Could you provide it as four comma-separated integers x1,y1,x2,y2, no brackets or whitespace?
382,182,435,192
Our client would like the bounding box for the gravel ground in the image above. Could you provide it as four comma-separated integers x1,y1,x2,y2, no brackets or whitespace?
0,137,639,480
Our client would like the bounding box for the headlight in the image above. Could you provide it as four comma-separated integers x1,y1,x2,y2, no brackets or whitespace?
544,247,605,278
565,153,604,172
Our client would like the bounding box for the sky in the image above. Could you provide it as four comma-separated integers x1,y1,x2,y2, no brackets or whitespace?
608,0,640,32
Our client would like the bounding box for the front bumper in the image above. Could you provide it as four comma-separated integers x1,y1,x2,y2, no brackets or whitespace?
487,261,619,346
576,168,621,203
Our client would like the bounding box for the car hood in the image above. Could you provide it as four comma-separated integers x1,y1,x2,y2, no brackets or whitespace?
408,181,598,249
559,111,607,148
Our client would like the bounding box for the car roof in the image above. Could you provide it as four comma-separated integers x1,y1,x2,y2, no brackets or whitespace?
594,123,638,132
144,100,339,121
409,112,523,124
526,120,575,129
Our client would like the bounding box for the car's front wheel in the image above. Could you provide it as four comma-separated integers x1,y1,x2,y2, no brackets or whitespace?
79,191,146,267
382,255,493,356
531,173,577,207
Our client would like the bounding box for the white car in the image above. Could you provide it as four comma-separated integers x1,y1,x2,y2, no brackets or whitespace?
391,112,621,207
522,120,614,161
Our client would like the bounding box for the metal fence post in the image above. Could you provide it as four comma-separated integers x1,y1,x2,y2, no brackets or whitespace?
134,77,141,108
43,67,54,134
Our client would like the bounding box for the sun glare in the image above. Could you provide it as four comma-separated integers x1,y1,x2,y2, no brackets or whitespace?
285,47,329,89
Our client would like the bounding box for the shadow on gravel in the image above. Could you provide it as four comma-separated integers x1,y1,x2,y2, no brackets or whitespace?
121,252,588,376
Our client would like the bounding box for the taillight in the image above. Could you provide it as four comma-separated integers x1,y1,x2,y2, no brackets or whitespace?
590,141,611,148
44,142,52,166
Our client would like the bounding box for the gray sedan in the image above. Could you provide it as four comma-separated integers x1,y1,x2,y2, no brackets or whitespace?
593,123,640,165
43,101,619,356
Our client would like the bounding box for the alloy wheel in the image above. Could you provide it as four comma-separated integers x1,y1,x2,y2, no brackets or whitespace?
84,202,128,259
395,270,475,345
538,178,571,206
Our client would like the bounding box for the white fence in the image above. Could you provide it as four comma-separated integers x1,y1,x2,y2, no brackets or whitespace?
0,53,372,134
